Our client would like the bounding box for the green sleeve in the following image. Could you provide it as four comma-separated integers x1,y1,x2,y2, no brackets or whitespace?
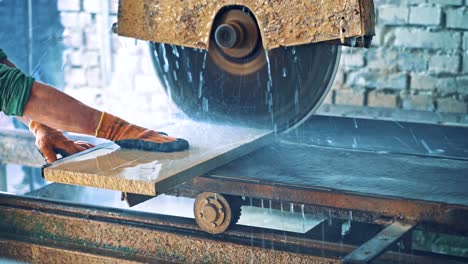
0,49,6,60
0,64,34,116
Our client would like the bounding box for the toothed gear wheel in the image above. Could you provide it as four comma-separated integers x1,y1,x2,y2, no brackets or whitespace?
194,192,242,234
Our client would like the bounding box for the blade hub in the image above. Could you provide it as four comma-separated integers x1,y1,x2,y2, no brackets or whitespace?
210,9,264,76
215,24,239,49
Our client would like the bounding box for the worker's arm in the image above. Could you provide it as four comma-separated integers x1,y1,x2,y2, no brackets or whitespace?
24,81,101,134
0,49,95,162
0,49,188,163
23,82,188,153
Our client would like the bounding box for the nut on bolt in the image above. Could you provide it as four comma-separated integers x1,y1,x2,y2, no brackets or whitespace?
112,22,118,34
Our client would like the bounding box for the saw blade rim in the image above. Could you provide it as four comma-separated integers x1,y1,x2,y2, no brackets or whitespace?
149,42,341,132
281,45,341,134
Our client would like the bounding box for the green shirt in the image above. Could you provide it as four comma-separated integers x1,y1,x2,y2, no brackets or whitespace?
0,48,34,116
0,49,6,60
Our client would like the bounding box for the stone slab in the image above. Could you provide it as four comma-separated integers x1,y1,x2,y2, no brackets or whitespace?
43,120,273,196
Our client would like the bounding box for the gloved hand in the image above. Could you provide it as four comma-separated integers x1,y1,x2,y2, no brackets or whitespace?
29,120,95,163
95,112,189,152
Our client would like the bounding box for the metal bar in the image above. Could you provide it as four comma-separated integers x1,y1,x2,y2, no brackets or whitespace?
342,221,415,264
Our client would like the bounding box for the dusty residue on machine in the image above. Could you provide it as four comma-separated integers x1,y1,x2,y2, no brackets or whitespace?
117,0,374,50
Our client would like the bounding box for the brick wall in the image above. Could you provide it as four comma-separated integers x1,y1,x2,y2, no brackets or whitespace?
327,0,468,122
57,0,176,128
56,0,468,125
59,0,118,89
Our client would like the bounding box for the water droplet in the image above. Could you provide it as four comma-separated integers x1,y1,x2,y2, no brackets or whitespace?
202,52,207,69
160,44,169,73
202,97,209,112
282,67,287,78
187,72,192,83
350,37,357,47
171,44,180,58
198,71,204,99
294,89,299,114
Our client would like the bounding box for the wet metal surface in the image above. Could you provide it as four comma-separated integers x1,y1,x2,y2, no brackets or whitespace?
211,143,468,206
285,116,468,160
238,206,323,233
203,116,468,207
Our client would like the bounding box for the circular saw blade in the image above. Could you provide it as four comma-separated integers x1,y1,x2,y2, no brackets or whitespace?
150,42,340,131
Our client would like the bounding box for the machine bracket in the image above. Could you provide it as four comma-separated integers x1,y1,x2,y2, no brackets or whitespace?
342,221,415,264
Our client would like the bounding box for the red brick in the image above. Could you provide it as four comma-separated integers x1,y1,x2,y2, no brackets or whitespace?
437,98,467,113
367,91,398,108
335,89,364,106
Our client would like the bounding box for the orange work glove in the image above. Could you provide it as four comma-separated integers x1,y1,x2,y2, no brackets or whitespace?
95,112,189,152
29,120,95,163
